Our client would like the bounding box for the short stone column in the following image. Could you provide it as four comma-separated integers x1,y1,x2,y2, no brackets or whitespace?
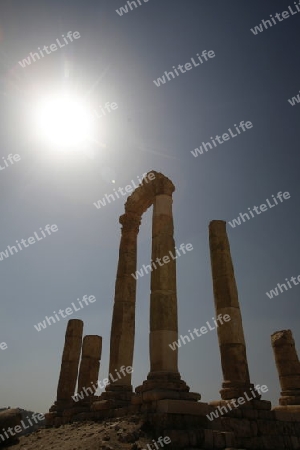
77,335,102,400
209,220,255,400
56,319,83,406
271,329,300,406
106,212,141,392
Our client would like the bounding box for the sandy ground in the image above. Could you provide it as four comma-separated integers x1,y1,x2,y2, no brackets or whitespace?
7,416,154,450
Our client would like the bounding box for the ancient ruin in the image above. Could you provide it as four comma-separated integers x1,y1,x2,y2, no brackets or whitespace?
271,329,300,409
45,171,300,449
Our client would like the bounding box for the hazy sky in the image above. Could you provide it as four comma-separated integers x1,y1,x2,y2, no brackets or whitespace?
0,0,299,413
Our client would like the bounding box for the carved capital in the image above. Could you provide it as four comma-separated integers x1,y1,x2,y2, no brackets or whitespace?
119,213,141,233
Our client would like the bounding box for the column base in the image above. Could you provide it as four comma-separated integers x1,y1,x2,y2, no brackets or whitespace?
220,381,261,401
279,389,300,406
99,384,134,408
135,371,201,403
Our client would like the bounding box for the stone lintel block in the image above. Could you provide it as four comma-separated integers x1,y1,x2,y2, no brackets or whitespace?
216,306,246,345
150,291,178,331
156,399,211,416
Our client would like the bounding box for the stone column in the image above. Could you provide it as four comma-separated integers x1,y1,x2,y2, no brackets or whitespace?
77,335,102,399
106,212,141,391
56,319,83,404
209,220,255,400
271,329,300,406
149,193,179,375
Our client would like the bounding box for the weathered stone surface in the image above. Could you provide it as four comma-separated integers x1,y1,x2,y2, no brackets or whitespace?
77,335,102,397
57,319,83,402
272,329,300,406
209,220,255,401
156,399,211,416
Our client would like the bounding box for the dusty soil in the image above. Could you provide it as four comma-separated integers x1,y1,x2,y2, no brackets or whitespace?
7,416,155,450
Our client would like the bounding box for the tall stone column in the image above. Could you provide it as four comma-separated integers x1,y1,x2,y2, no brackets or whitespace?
77,335,102,399
149,193,179,375
209,220,255,400
56,319,83,404
271,329,300,406
106,212,141,391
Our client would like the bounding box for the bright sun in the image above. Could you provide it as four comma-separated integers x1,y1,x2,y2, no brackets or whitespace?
34,93,94,149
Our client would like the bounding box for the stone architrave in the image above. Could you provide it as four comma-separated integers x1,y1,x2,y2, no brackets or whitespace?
209,220,256,400
56,319,83,404
77,335,102,398
271,329,300,406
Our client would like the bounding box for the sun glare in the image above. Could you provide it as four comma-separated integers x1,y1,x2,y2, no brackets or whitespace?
34,94,94,149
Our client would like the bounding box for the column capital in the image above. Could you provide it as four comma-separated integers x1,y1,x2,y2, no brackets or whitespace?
119,213,141,233
153,172,175,196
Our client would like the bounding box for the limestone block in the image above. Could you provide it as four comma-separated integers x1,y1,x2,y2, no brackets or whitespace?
219,344,250,384
156,399,211,416
57,319,83,401
150,291,178,332
77,335,102,395
116,251,137,278
150,330,179,372
216,307,246,345
114,275,137,303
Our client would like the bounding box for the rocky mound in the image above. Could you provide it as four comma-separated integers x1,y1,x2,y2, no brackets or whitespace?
8,416,156,450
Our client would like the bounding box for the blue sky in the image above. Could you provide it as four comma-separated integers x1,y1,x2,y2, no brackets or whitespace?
0,0,299,412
